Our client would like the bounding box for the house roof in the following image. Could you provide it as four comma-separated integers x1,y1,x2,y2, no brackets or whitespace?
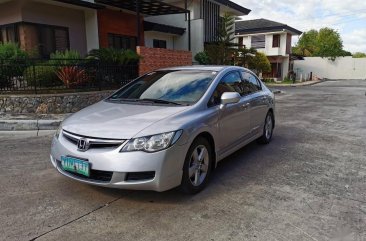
96,0,188,15
144,21,185,35
213,0,251,15
235,18,302,35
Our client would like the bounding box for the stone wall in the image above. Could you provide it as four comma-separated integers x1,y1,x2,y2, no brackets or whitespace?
137,46,192,75
0,91,113,114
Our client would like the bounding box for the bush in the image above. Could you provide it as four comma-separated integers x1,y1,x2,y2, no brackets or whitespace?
49,50,82,66
24,65,62,87
87,48,140,65
262,78,275,83
0,42,28,59
194,51,211,65
0,43,29,88
248,52,271,75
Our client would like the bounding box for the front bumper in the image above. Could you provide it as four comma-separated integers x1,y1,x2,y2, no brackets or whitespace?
50,132,188,192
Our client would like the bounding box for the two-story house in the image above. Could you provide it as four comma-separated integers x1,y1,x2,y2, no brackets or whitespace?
0,0,250,73
144,0,251,58
0,0,250,56
234,18,302,80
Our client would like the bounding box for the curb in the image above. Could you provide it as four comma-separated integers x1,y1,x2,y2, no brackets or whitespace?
0,119,62,131
267,80,322,87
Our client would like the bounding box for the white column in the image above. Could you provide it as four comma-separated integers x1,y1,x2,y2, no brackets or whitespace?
84,9,99,52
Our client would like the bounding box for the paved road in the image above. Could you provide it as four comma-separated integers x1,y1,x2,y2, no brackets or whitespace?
1,80,365,241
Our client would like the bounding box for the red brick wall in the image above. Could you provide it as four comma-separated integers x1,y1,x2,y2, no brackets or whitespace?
137,46,192,75
97,9,144,48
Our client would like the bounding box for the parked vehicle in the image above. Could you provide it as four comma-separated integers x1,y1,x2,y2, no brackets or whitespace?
50,66,275,194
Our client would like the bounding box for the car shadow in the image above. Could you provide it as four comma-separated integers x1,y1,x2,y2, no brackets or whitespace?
89,134,288,205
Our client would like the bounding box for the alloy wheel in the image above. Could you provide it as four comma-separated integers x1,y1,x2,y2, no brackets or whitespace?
265,114,273,139
188,145,209,186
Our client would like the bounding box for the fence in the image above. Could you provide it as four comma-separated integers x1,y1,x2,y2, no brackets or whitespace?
0,59,139,94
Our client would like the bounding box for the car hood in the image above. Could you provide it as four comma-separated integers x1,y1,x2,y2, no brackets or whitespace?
62,101,189,139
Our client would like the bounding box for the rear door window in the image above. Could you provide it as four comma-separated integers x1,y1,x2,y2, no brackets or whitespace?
241,71,262,95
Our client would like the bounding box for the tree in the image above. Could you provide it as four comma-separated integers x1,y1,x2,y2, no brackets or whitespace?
248,52,271,74
233,46,257,67
205,12,235,65
316,28,344,60
292,29,318,56
292,28,350,60
341,50,352,56
353,52,366,58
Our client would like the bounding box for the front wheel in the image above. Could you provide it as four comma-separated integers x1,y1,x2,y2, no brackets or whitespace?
258,111,274,144
180,137,213,194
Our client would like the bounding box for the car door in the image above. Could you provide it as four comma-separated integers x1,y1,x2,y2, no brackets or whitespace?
208,71,251,151
241,71,268,135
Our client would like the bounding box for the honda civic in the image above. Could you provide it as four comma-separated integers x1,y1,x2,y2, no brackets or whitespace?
50,66,275,194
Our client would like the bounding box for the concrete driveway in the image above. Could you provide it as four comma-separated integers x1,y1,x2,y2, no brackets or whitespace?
1,80,365,241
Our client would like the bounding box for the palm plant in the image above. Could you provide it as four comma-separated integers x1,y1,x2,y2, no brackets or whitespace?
87,48,140,65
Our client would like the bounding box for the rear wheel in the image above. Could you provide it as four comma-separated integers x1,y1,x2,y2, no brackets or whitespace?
180,137,213,194
258,111,274,144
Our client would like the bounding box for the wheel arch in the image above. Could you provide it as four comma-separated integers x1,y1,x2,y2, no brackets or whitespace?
193,131,217,170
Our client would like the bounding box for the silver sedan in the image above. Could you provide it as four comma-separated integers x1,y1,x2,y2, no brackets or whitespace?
50,66,275,194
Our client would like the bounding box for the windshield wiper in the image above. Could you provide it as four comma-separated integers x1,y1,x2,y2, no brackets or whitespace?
108,98,140,102
140,98,183,106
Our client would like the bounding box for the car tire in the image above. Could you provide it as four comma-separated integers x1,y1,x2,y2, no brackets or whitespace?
180,137,213,194
257,111,274,144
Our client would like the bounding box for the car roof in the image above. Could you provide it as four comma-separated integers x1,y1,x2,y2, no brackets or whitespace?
158,65,243,72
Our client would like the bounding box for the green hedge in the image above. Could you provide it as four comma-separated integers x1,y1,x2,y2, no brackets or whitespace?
23,66,63,87
0,43,29,88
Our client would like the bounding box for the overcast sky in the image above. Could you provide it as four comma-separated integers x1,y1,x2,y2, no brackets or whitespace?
233,0,366,53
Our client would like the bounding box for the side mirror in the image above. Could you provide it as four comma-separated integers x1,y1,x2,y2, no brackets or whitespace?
221,92,241,105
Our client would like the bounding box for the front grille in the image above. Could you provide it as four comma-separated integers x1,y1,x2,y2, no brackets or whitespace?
57,160,113,182
62,130,125,150
126,171,155,181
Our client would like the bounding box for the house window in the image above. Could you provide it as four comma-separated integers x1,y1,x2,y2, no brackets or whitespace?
108,34,136,51
153,39,167,49
0,24,19,43
251,35,265,49
35,24,70,58
0,23,69,58
272,34,280,48
38,25,69,58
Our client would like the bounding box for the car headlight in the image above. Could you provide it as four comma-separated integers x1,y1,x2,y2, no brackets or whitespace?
121,130,183,153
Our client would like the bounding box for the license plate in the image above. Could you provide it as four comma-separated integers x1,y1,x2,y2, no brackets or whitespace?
61,156,90,177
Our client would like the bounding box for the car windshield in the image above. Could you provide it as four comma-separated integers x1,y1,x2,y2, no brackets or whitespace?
108,70,217,105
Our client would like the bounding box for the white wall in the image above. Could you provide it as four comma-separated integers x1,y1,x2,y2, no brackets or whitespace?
144,14,188,52
294,57,366,80
144,14,204,59
0,0,23,25
22,1,88,55
190,19,204,59
84,9,99,52
144,31,174,49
